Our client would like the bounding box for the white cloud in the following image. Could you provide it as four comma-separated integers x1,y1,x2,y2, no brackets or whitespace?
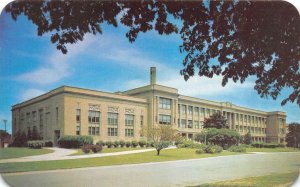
16,35,94,85
160,72,254,97
86,34,169,71
20,88,45,101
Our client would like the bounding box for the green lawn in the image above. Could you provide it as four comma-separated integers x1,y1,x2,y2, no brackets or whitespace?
0,148,239,173
70,147,151,156
0,148,54,159
198,171,299,187
246,147,300,152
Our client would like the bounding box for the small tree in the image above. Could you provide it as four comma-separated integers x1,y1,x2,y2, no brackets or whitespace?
203,113,228,129
195,128,241,149
11,130,27,147
244,131,252,145
286,122,300,148
143,125,178,156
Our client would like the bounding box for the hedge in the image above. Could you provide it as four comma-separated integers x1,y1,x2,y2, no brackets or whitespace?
58,135,93,148
27,140,44,149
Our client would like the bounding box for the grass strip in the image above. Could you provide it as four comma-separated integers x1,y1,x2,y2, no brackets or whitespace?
0,148,54,159
198,171,299,187
0,148,238,173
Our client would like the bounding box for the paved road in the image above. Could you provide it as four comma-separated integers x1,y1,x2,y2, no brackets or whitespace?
2,152,300,187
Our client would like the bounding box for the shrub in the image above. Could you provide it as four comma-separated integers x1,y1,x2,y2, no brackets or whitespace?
178,140,194,148
251,141,263,148
82,144,92,154
138,140,147,147
175,138,184,146
106,141,113,148
228,145,247,152
119,140,126,147
96,140,105,146
91,144,103,153
278,143,285,148
177,140,203,149
10,131,27,147
195,128,241,149
27,140,44,149
203,145,223,154
58,135,93,148
114,140,120,148
195,148,205,154
125,141,131,147
131,140,138,148
263,143,279,148
44,141,53,147
146,142,151,147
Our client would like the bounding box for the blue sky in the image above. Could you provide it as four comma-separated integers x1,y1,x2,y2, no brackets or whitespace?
0,8,299,134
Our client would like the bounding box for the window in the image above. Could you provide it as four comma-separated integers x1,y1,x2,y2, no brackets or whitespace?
240,114,243,122
159,98,171,109
181,105,187,114
125,129,134,137
56,107,59,122
177,119,180,128
200,108,205,116
89,127,100,135
200,121,204,129
108,113,118,125
76,126,80,135
108,127,118,136
26,113,30,124
194,121,199,129
32,111,37,122
88,110,100,123
76,109,81,122
206,109,210,116
188,120,193,128
279,118,284,126
194,107,199,115
140,115,144,126
181,119,186,128
39,109,43,138
188,106,193,115
125,114,134,126
244,115,247,122
159,114,171,124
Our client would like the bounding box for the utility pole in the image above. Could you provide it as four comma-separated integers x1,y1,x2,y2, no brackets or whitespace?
3,119,7,132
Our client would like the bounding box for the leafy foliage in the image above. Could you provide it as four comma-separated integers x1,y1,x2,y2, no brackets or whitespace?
10,130,27,147
91,144,103,153
196,144,223,154
286,122,300,148
119,140,126,147
5,1,300,106
0,130,10,139
82,144,92,154
58,135,93,148
138,140,147,147
228,144,246,152
143,124,179,155
27,140,44,149
243,131,252,145
195,128,241,149
203,113,228,129
131,140,138,148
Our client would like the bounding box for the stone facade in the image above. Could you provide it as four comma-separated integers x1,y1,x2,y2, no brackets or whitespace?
12,67,286,145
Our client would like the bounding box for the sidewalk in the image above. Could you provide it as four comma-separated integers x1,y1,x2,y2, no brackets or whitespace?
0,147,176,163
